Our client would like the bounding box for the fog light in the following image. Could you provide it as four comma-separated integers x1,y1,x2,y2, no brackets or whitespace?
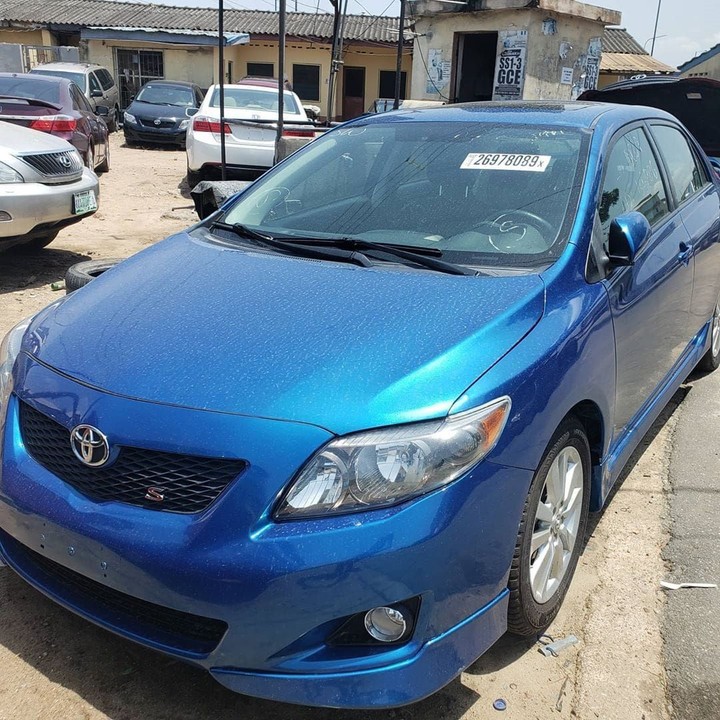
364,606,407,643
0,211,11,222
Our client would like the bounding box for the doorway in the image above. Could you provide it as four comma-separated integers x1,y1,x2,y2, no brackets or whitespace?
452,32,498,103
342,66,365,120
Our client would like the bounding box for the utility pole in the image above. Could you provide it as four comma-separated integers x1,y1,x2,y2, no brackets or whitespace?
218,0,226,180
650,0,663,56
393,0,406,110
276,0,286,146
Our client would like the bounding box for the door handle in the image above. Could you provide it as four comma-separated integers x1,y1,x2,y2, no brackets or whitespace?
678,241,693,265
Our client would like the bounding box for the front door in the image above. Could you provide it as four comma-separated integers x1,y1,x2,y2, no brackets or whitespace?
600,125,695,439
342,67,365,121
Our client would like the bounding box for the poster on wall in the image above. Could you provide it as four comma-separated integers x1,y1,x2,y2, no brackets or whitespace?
493,29,528,101
426,49,450,95
571,37,602,99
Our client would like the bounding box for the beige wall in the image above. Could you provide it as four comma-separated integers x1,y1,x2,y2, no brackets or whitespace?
680,53,720,81
86,38,215,89
0,29,46,45
412,8,606,101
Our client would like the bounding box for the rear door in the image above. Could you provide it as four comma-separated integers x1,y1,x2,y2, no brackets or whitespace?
600,124,695,438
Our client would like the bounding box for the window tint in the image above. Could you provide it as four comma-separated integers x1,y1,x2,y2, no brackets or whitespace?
89,72,102,94
98,69,115,91
0,76,60,103
209,87,300,114
292,64,320,101
599,128,668,238
651,124,707,203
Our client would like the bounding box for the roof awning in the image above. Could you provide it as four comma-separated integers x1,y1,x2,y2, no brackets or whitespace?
82,27,249,46
600,53,676,75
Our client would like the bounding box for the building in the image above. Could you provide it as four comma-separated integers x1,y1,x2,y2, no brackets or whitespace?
599,27,676,87
408,0,621,103
678,43,720,81
0,0,412,119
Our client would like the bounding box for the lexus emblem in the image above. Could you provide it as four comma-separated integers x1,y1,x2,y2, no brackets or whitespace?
70,425,110,467
58,155,72,168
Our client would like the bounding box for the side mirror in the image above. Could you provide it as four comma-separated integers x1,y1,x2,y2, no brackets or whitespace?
95,105,109,116
186,107,199,117
90,89,103,98
607,211,651,267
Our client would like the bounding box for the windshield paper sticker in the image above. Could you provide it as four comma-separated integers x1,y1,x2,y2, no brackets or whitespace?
461,153,551,172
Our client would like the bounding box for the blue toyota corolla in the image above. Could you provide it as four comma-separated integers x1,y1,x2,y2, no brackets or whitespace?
1,103,719,708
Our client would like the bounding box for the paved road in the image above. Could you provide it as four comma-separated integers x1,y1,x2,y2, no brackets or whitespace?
665,364,720,719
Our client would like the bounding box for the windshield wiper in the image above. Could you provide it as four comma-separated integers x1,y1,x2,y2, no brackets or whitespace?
211,222,477,276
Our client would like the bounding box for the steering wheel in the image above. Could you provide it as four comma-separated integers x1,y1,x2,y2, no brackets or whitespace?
474,210,555,253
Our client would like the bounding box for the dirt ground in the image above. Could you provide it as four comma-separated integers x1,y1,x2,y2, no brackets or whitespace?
0,133,675,719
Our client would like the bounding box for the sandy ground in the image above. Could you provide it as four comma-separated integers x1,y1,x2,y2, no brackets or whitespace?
0,133,676,719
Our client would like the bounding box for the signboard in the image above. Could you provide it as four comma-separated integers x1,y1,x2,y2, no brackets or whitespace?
493,29,528,101
561,67,574,85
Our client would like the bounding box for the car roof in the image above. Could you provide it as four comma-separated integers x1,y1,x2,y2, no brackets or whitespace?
355,101,678,130
31,62,103,72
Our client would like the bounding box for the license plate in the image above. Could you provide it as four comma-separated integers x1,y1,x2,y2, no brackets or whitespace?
72,189,98,215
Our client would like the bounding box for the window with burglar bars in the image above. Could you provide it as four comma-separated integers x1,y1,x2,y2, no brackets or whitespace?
115,48,164,108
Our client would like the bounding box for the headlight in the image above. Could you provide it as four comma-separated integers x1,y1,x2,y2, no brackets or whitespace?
276,397,511,519
0,317,33,413
0,161,23,184
124,112,136,125
179,118,189,130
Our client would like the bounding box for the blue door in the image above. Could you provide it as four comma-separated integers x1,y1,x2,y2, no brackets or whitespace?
599,125,695,438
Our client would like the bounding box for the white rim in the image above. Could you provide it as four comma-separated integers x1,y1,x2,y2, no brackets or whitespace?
529,446,584,604
712,302,720,358
86,146,94,169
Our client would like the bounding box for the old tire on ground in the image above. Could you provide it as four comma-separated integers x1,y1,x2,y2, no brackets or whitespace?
697,299,720,373
65,259,121,294
507,417,591,636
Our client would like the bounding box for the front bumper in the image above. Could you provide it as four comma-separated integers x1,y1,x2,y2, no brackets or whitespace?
0,169,99,240
0,356,531,708
124,124,186,146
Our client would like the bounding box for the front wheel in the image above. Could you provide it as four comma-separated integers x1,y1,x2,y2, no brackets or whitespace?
507,418,591,636
697,299,720,373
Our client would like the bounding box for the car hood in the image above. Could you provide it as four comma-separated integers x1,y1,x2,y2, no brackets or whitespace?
126,100,190,120
25,233,545,434
580,78,720,157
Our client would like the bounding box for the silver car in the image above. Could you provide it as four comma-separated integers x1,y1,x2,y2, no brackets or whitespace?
30,62,120,132
0,120,100,251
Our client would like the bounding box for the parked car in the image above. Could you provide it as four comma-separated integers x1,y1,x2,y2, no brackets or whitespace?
123,80,204,148
0,73,110,173
367,98,446,113
185,81,312,185
0,120,99,251
0,102,719,709
579,76,720,168
30,62,121,132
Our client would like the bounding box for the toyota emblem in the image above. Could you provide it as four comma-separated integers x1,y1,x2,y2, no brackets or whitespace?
70,425,110,467
153,118,161,126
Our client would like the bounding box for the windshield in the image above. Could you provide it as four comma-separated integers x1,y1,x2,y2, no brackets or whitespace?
136,83,195,106
222,120,588,268
210,87,300,114
30,70,86,93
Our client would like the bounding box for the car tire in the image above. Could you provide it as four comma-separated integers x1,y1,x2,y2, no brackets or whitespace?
507,417,591,637
65,259,122,293
97,142,110,173
186,165,204,190
109,106,120,132
14,232,59,252
85,144,95,170
697,299,720,373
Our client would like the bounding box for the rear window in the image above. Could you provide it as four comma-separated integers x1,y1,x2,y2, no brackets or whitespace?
0,76,61,104
30,70,85,93
210,87,300,114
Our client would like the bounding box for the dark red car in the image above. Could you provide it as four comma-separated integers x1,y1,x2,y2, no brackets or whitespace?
0,73,109,173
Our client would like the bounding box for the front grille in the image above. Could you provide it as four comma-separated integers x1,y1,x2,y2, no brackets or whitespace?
19,401,247,514
139,117,176,129
0,531,227,655
19,150,83,177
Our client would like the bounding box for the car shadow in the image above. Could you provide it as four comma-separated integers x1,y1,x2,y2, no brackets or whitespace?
0,247,90,294
0,569,479,720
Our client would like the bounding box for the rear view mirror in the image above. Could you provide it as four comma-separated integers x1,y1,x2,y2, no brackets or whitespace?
90,89,103,98
186,107,199,117
607,211,651,267
95,105,109,116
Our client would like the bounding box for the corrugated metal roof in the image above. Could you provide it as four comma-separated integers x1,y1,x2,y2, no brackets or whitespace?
600,53,676,74
602,28,647,55
0,0,409,43
678,42,720,73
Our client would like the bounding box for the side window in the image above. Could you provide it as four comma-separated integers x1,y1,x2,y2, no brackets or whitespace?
69,84,82,111
599,128,669,239
75,87,93,113
89,72,102,95
99,69,115,91
650,124,707,203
